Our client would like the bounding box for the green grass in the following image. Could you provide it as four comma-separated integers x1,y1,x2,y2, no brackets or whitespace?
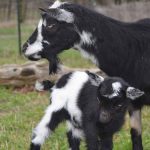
0,23,150,150
0,86,150,150
0,86,85,150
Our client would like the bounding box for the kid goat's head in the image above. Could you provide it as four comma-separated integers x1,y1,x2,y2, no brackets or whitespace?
97,77,144,123
22,1,80,73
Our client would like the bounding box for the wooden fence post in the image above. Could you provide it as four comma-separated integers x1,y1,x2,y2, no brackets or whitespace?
16,0,22,55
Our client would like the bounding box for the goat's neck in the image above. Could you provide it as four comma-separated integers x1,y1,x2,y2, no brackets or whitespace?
73,14,114,66
74,42,99,67
73,17,129,77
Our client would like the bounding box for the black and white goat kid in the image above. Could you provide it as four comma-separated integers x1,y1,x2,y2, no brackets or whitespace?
30,71,144,150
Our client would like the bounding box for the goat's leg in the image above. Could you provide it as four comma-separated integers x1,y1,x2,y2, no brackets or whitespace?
66,121,81,150
83,122,99,150
67,131,80,150
129,107,143,150
30,105,67,150
99,135,113,150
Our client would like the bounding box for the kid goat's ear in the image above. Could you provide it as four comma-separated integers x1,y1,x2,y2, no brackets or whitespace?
126,87,144,100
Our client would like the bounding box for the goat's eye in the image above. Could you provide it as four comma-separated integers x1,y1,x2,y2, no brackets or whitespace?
47,24,55,29
45,24,58,33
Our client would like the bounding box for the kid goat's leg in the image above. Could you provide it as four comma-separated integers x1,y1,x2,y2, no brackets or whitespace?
30,105,67,150
100,135,113,150
84,122,99,150
66,121,81,150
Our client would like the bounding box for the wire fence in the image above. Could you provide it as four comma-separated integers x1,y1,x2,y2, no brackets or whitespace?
0,0,150,23
0,0,51,55
0,0,49,23
0,0,97,23
0,0,96,55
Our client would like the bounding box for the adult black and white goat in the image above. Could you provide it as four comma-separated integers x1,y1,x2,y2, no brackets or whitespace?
22,1,150,149
30,71,144,150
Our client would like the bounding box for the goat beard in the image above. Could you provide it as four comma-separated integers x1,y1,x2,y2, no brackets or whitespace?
42,51,61,74
48,56,61,74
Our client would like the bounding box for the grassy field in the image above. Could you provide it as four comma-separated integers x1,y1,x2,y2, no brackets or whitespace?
0,22,150,150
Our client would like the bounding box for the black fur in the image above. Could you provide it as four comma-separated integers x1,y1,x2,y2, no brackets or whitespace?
130,128,143,150
67,131,80,150
30,143,40,150
55,72,72,88
41,80,54,90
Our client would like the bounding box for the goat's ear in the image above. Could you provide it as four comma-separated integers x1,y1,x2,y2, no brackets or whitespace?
126,87,144,100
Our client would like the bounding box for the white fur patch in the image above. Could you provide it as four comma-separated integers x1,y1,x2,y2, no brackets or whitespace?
33,54,42,59
74,31,98,66
35,81,44,91
24,42,43,56
79,31,95,45
32,106,53,145
25,19,44,56
130,110,142,135
49,1,74,23
32,125,50,145
56,9,74,23
89,75,104,86
43,40,50,45
103,82,122,99
112,82,122,92
32,71,89,145
32,99,65,145
110,82,122,98
49,0,63,9
43,19,47,26
67,121,84,139
52,71,89,122
64,72,88,122
74,44,99,66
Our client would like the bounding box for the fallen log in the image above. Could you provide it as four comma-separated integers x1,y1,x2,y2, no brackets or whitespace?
0,61,106,87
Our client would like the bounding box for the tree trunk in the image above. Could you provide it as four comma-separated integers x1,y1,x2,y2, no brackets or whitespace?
0,62,105,87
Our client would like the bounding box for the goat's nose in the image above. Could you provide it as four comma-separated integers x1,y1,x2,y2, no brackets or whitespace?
22,43,28,53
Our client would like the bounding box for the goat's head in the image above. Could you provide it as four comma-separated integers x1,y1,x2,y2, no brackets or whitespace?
97,77,144,123
22,1,80,73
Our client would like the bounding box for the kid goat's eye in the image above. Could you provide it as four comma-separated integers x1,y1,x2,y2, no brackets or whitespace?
115,104,123,109
113,104,123,110
118,104,122,107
